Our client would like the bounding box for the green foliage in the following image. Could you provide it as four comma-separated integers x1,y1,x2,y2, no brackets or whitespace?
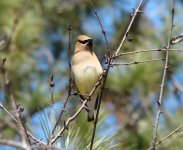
1,0,183,149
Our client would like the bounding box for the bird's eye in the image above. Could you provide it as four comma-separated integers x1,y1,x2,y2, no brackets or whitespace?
78,39,91,44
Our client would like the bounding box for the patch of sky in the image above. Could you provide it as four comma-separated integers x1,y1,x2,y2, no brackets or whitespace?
31,101,64,142
0,90,5,104
163,72,183,113
0,146,16,150
114,0,137,12
145,0,165,29
83,2,122,41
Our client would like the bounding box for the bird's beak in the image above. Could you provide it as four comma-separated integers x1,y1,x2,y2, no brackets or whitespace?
87,39,93,46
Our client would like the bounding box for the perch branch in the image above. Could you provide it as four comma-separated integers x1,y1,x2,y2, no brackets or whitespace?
89,0,145,149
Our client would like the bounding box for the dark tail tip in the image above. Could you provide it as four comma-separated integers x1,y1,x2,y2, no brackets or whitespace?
88,115,95,122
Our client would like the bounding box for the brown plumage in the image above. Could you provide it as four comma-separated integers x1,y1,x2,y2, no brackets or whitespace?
72,35,103,122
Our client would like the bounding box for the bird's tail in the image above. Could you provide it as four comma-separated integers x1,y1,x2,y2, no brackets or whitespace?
86,92,100,122
88,110,94,122
86,95,97,122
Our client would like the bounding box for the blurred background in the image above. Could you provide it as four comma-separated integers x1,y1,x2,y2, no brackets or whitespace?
0,0,183,149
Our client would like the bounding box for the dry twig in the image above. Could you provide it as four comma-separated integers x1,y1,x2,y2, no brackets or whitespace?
89,0,145,149
113,48,182,58
148,125,183,150
48,25,73,145
151,1,175,149
112,58,165,66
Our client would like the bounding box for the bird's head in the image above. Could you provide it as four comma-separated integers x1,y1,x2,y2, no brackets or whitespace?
74,35,93,53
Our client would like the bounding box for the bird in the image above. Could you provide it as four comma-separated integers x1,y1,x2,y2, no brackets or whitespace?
72,35,103,122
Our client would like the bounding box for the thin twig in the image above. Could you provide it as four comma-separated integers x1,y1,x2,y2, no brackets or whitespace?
89,0,145,149
148,125,183,150
88,0,110,55
86,1,111,149
8,0,30,51
113,48,182,58
27,132,47,146
0,139,26,149
89,66,109,150
0,2,32,148
49,75,55,105
51,100,87,144
50,0,145,146
0,103,19,124
0,101,47,147
51,66,106,144
172,77,183,92
13,0,30,31
0,138,60,150
0,59,32,149
112,58,165,66
115,0,145,55
49,25,72,144
0,0,56,149
0,117,20,133
151,1,175,149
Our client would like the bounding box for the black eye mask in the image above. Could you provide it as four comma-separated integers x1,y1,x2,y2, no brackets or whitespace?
78,39,92,45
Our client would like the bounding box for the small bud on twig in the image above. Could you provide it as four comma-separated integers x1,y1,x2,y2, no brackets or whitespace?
2,58,6,65
50,75,55,87
17,104,24,113
64,121,68,130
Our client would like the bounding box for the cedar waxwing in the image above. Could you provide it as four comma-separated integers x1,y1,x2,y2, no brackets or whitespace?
72,35,103,122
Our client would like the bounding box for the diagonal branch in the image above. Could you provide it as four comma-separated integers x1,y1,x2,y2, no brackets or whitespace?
51,100,87,144
0,139,26,150
89,0,145,150
88,0,110,55
115,0,145,55
148,125,183,150
51,68,106,144
48,25,72,144
0,59,32,149
0,117,20,133
0,98,47,148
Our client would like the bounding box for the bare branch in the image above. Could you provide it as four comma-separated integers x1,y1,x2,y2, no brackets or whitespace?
171,33,183,44
49,25,72,144
172,78,183,92
88,0,110,55
152,1,175,149
27,132,47,146
7,0,30,52
48,55,107,146
113,48,182,58
0,59,32,149
89,69,108,150
51,100,87,144
0,103,19,125
148,125,183,150
0,101,47,148
0,117,19,133
115,0,145,55
51,65,106,144
112,58,165,66
0,139,26,149
89,0,145,149
49,75,55,105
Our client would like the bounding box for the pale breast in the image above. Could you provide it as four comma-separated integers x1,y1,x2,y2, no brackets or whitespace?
72,55,102,96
